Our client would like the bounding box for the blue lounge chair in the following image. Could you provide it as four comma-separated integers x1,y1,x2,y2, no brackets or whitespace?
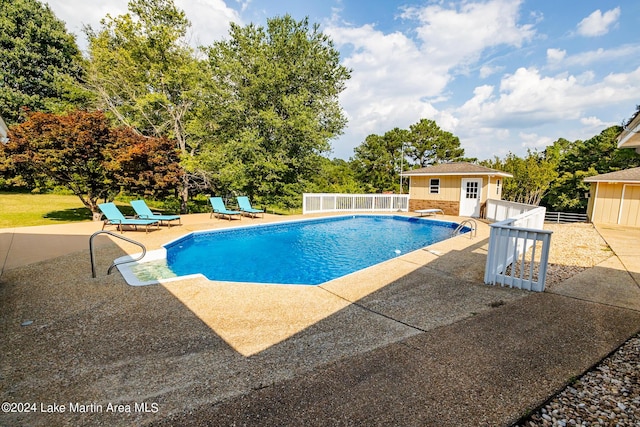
237,196,264,218
209,197,242,220
98,202,159,233
130,200,181,227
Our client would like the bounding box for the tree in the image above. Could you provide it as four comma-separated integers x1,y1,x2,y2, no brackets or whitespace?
307,158,364,194
351,128,409,193
0,0,89,124
482,150,558,206
542,126,640,212
85,0,203,212
351,118,466,193
203,15,351,207
2,110,181,216
107,127,183,200
406,119,465,167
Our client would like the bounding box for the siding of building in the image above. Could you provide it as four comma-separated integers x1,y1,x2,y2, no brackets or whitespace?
620,185,640,226
408,175,504,215
403,162,511,217
588,182,640,227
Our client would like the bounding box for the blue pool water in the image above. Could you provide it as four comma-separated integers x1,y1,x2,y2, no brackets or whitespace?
165,215,466,285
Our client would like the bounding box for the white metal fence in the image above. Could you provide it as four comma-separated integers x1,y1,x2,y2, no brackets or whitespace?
302,193,409,214
484,204,552,292
545,211,588,223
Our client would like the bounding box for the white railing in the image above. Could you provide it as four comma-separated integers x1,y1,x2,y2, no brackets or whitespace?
485,199,541,222
303,193,409,214
484,205,552,292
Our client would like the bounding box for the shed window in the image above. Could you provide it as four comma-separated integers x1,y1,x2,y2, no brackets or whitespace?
429,178,440,194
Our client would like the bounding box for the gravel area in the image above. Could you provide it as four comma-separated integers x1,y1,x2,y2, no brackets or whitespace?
506,222,613,288
542,223,612,288
515,333,640,426
514,223,640,427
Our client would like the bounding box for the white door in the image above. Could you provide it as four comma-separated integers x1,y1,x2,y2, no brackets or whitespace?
460,178,482,217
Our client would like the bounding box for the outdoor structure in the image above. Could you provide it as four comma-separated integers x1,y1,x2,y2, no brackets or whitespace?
401,162,513,217
483,199,551,292
618,109,640,154
584,167,640,227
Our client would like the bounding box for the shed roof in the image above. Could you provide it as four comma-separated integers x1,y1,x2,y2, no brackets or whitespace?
401,162,513,178
584,167,640,183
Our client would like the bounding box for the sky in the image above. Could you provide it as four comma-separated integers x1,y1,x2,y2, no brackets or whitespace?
45,0,640,161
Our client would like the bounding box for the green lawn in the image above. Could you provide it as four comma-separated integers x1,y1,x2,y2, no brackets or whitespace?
0,193,296,228
0,193,93,228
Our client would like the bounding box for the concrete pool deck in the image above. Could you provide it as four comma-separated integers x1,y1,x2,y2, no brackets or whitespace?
1,213,640,426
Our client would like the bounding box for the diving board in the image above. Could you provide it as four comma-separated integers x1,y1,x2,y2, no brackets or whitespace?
415,209,444,217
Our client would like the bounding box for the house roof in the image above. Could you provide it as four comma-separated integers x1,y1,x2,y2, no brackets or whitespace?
584,167,640,183
618,110,640,151
401,162,513,178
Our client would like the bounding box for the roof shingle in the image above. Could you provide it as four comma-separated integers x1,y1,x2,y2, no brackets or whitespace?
583,167,640,183
401,162,513,177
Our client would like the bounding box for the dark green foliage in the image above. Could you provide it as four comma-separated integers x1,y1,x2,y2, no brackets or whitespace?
407,119,465,167
482,151,558,206
481,124,640,212
351,119,465,193
85,0,203,212
308,158,365,194
351,129,408,193
0,0,88,124
202,15,351,207
542,126,640,212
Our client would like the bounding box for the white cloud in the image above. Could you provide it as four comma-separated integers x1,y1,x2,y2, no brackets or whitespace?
177,0,241,46
45,0,240,51
576,7,620,37
479,64,504,79
327,0,538,157
546,48,566,65
403,0,536,69
574,71,596,85
45,0,129,46
457,67,583,129
519,132,553,150
550,44,640,69
235,0,252,13
580,116,604,127
579,116,619,136
447,65,640,158
460,66,640,129
327,23,451,140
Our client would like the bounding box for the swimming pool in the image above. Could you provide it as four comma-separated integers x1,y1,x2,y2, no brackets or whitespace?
153,215,468,286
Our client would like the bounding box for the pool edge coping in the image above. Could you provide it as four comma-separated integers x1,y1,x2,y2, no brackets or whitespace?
115,213,469,287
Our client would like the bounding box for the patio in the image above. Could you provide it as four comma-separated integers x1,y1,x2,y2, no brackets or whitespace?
1,214,639,426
